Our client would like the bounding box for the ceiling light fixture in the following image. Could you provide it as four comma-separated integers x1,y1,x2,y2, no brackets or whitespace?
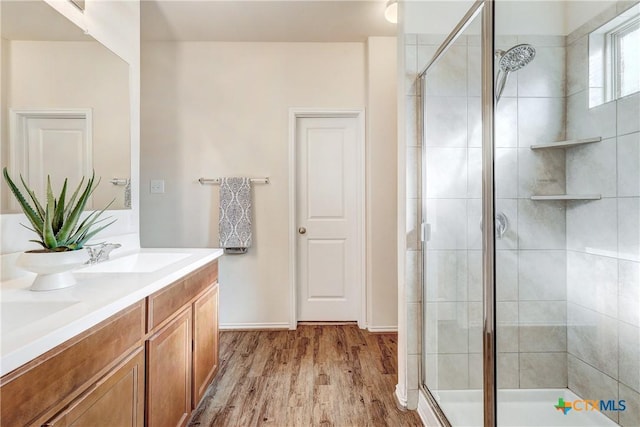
384,0,398,24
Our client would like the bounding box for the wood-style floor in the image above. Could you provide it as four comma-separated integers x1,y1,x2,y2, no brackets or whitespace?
188,325,423,427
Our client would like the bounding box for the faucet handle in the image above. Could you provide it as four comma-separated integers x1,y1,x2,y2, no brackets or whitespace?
99,243,121,261
85,244,100,264
84,242,121,264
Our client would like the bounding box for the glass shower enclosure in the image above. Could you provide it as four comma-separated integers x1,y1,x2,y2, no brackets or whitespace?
418,1,640,426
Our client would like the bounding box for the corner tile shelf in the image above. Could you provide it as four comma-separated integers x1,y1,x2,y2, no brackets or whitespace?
530,194,601,201
530,137,601,150
530,136,603,201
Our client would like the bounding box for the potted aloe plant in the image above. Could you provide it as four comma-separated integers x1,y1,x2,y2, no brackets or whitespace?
3,167,115,291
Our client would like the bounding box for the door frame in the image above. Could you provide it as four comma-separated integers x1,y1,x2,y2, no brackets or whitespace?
288,108,366,330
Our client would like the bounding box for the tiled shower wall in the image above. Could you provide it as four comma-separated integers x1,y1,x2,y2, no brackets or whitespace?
565,3,640,425
412,33,570,391
413,11,639,424
404,33,423,407
495,34,570,389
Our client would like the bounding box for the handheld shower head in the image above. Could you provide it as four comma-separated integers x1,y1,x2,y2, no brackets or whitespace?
495,44,536,102
499,44,536,72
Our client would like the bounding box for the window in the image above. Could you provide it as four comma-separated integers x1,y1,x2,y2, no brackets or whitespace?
589,4,640,107
610,17,640,98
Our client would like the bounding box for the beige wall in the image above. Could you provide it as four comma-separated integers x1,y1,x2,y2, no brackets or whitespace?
1,38,9,211
367,37,398,330
141,40,397,329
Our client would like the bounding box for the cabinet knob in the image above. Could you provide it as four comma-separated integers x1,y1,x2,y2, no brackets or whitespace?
298,227,307,235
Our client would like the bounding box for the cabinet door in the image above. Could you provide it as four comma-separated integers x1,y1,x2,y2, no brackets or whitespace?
0,302,144,427
146,308,192,427
192,283,219,408
44,348,145,427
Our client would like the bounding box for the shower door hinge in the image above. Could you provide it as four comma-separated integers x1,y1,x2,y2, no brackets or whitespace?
421,223,430,242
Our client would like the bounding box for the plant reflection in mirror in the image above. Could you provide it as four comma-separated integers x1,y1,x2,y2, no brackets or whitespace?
3,167,115,252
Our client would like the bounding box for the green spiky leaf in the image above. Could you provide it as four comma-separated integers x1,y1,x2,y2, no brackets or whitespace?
53,178,68,232
42,178,58,248
55,172,95,244
63,176,85,218
20,174,45,219
3,168,44,234
2,168,116,252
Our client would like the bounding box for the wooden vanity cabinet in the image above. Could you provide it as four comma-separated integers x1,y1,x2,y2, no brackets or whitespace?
145,260,220,427
0,259,219,427
0,302,145,427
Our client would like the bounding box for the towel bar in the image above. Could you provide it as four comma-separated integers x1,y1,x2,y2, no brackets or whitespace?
110,178,129,186
198,177,270,185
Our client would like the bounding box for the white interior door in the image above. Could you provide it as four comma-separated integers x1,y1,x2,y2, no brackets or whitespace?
10,110,92,209
296,116,361,321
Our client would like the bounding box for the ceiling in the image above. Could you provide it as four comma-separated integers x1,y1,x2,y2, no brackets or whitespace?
141,0,397,42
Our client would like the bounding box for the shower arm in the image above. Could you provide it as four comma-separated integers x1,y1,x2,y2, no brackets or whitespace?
495,69,510,102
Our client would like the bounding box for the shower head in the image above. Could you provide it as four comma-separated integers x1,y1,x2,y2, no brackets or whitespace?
497,44,536,72
495,44,536,102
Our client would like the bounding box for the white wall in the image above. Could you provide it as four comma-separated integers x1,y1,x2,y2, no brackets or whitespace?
141,41,398,329
404,1,474,35
495,1,565,35
565,0,617,34
405,0,617,37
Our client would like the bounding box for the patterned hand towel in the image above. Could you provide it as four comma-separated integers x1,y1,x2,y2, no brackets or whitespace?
219,177,252,254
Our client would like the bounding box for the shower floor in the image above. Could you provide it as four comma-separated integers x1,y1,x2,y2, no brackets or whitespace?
432,388,620,427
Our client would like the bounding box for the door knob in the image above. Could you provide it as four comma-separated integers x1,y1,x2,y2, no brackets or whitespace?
298,227,307,235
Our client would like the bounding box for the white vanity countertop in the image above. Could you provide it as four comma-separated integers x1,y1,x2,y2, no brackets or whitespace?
0,247,223,377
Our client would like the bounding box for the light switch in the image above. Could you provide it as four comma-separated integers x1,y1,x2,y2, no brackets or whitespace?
150,179,165,194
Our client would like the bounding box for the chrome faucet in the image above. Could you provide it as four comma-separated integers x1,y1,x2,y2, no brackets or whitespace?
85,243,121,264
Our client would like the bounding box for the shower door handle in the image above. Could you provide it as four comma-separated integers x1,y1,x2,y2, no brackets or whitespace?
421,223,431,242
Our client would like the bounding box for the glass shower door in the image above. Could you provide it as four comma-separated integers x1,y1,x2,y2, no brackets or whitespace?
421,8,485,427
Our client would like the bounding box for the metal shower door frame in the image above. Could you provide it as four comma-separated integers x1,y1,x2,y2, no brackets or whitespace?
418,1,497,426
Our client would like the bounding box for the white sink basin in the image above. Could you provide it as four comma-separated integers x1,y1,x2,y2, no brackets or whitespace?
79,252,191,273
1,301,80,330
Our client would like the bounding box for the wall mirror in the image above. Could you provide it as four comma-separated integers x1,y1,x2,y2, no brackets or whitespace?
1,0,131,213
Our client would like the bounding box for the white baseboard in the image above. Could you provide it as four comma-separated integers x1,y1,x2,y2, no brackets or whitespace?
418,388,443,427
395,384,408,409
220,323,397,332
368,325,398,333
219,322,290,330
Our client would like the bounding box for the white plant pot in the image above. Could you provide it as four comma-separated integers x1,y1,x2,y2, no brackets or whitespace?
17,250,88,291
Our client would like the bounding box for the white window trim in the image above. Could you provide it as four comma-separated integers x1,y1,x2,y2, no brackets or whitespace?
606,15,640,99
589,4,640,107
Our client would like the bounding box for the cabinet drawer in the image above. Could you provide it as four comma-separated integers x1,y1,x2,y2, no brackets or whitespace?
147,260,218,332
0,301,145,427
